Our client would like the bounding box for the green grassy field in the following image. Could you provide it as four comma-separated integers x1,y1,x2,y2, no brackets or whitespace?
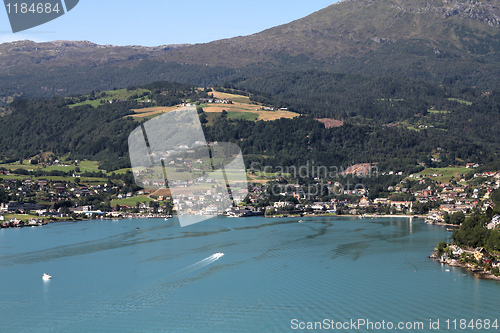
108,168,132,175
0,160,101,173
410,167,470,182
69,99,102,108
0,163,37,171
42,165,79,172
2,213,38,220
104,89,128,96
2,213,69,221
448,98,472,106
68,88,150,108
111,196,153,206
78,160,101,172
0,159,126,182
247,171,292,181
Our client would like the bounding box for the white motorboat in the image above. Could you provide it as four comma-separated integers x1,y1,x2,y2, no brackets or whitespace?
42,273,51,280
213,252,224,259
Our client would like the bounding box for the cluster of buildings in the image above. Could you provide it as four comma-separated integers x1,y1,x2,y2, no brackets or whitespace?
0,216,47,228
1,158,499,225
0,177,113,203
439,245,500,274
0,168,130,222
170,185,248,216
424,172,500,223
240,168,499,218
198,98,232,104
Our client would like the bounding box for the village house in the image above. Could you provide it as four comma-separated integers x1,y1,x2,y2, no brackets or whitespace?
274,201,293,209
449,245,464,257
474,247,488,261
487,214,500,230
484,189,494,199
152,180,166,187
439,204,456,212
389,201,412,211
374,198,389,204
22,178,34,186
422,189,433,197
204,205,218,214
37,179,48,187
426,210,444,222
358,197,372,207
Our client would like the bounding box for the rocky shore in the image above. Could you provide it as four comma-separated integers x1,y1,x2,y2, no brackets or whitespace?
430,250,500,281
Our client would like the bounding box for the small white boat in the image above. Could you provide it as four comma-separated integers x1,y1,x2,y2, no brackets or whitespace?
298,220,304,223
213,252,224,259
42,273,51,280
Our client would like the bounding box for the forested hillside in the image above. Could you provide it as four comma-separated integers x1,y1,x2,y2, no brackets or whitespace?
229,71,500,151
0,79,498,172
0,82,209,170
202,115,492,171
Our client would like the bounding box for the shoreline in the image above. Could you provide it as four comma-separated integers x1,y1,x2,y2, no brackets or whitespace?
1,213,429,228
355,214,426,218
266,213,427,218
0,214,174,229
429,251,500,281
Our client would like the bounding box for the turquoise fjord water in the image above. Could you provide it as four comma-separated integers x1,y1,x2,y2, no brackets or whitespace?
0,217,498,332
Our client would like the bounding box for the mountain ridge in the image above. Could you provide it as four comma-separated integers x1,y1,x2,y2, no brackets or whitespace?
156,0,500,63
1,0,499,96
0,40,190,71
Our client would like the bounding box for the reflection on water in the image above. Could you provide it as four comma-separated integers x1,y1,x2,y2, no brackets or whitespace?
43,278,50,293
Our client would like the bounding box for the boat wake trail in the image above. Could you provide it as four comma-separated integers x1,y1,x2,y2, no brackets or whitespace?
38,252,227,332
171,252,224,278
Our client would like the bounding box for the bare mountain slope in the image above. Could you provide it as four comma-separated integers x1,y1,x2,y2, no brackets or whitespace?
1,0,499,96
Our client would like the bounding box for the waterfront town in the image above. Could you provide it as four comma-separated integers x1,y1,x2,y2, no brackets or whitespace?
2,158,500,281
0,158,498,228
